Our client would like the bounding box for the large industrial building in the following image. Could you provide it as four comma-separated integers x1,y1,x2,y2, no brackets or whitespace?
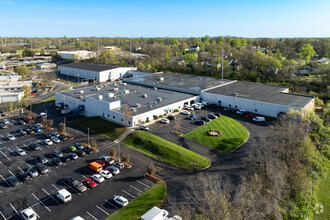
58,63,137,82
57,51,97,61
55,72,314,127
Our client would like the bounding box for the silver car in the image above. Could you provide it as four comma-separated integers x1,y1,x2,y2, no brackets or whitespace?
27,167,39,178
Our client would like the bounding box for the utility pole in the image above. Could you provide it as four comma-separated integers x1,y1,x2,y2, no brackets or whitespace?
129,40,132,66
64,118,66,135
221,45,224,80
88,127,90,146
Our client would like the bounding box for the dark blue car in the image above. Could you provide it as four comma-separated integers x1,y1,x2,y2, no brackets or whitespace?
188,114,197,120
33,127,42,132
60,155,71,163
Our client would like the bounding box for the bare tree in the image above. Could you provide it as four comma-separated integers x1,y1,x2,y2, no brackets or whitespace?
121,154,131,163
46,119,53,128
40,117,47,125
146,163,156,175
58,123,65,133
90,140,97,149
110,147,117,157
173,117,181,132
31,112,37,121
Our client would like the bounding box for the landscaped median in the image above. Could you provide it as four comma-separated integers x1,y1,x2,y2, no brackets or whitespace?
184,116,248,152
106,181,167,220
73,116,127,141
121,130,210,170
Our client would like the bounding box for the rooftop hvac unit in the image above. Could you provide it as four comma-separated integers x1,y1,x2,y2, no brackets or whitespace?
153,87,158,91
142,94,147,98
156,97,162,102
149,105,153,109
113,88,118,92
107,93,115,98
131,107,137,112
96,87,101,91
123,83,127,86
135,103,141,108
158,77,164,81
120,89,129,94
233,92,238,97
79,96,84,99
79,90,84,94
98,94,103,100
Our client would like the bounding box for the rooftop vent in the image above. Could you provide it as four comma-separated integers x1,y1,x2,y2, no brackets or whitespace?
142,94,147,98
123,83,127,86
96,87,101,91
98,94,103,100
113,88,118,92
156,97,162,102
158,77,164,81
131,107,137,112
79,90,84,94
107,93,115,98
153,87,158,91
135,103,141,108
79,96,84,99
233,92,238,97
119,89,129,94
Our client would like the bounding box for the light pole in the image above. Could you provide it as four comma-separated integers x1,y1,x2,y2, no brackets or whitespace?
118,142,120,162
64,118,66,135
77,74,80,84
87,127,90,147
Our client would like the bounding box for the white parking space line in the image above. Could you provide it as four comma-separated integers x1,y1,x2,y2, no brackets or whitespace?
8,170,15,177
76,172,87,179
86,211,98,220
0,175,12,188
0,211,6,220
52,184,60,191
9,203,21,220
60,180,81,195
105,200,119,210
26,163,32,168
96,205,110,216
129,185,143,193
42,188,61,205
17,167,24,172
122,190,135,198
137,180,150,188
0,151,11,161
32,193,51,212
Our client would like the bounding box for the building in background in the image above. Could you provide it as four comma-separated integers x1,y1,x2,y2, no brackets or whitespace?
57,51,97,61
58,63,137,82
0,77,31,103
36,63,57,69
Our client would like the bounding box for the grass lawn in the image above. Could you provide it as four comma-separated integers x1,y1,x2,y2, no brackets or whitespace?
184,116,248,152
107,181,166,220
73,116,126,141
121,130,210,169
315,168,330,220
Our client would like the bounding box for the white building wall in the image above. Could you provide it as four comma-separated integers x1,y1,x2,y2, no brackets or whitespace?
200,92,303,117
0,91,24,103
58,66,100,81
55,93,85,110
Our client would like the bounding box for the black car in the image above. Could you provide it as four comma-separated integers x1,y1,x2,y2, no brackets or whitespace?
194,120,206,125
18,120,26,125
35,162,49,174
44,133,53,139
59,135,67,141
82,147,92,154
214,113,221,117
201,116,211,122
74,143,84,150
30,143,41,151
167,115,176,120
7,176,20,187
75,150,86,157
60,155,71,162
52,157,63,166
63,176,76,185
17,172,31,182
25,128,34,134
207,113,218,119
37,155,48,164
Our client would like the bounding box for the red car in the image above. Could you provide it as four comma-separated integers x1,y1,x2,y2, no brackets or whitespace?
245,113,254,118
95,160,106,167
83,178,97,188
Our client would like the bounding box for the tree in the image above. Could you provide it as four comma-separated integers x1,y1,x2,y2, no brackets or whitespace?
121,153,131,163
183,53,198,63
22,49,35,57
14,66,29,77
110,147,117,157
58,122,65,133
299,44,316,63
31,112,37,121
90,140,97,149
146,163,156,175
40,117,47,125
46,119,53,128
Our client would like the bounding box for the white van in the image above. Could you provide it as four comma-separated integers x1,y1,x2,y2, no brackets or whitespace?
252,117,265,122
56,189,72,203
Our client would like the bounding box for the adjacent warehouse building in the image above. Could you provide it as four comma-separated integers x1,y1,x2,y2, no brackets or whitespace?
0,75,31,103
58,63,137,82
57,51,97,61
55,72,314,127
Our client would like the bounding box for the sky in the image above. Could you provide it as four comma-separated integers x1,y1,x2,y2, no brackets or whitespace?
1,0,330,38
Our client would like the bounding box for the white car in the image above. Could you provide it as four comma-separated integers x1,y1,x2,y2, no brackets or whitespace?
236,109,246,115
99,170,112,179
185,106,194,111
160,118,170,124
16,148,26,156
6,134,16,141
40,112,47,118
3,119,9,125
139,124,149,131
113,195,129,207
194,104,202,110
51,136,60,143
20,208,37,220
91,174,105,183
70,217,84,220
44,139,53,145
252,117,266,122
181,110,191,115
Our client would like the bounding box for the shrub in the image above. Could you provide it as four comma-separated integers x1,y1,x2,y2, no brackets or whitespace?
58,123,65,133
110,147,117,157
174,109,179,112
90,140,97,148
164,113,168,116
146,119,150,123
153,115,159,119
46,119,53,128
159,114,163,118
146,163,156,175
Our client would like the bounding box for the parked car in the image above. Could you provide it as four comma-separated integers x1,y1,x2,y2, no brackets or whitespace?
113,195,129,207
181,110,191,115
99,170,112,179
253,117,266,122
16,148,26,156
185,106,194,111
18,172,31,182
207,113,218,119
244,113,254,118
33,127,42,132
194,104,202,110
167,115,176,120
55,189,72,204
50,136,60,143
7,176,20,187
95,160,106,167
6,134,16,141
21,117,31,123
160,118,170,124
0,123,8,129
20,208,37,220
214,112,221,117
67,146,76,152
60,155,71,163
44,133,53,139
30,143,41,151
35,123,42,128
69,153,78,160
44,139,53,145
188,114,197,120
100,156,115,165
2,119,9,125
18,120,26,125
236,109,246,115
74,143,84,150
52,157,63,166
25,128,34,134
91,174,105,183
35,162,49,174
75,150,86,157
63,176,76,185
52,132,60,137
82,178,97,188
83,147,92,154
53,150,63,158
114,161,124,169
139,124,149,131
27,167,39,178
40,112,47,118
201,116,211,122
72,181,87,193
106,166,120,175
194,120,206,125
59,135,67,141
37,155,48,164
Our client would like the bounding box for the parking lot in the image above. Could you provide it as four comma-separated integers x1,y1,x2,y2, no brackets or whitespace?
0,110,154,220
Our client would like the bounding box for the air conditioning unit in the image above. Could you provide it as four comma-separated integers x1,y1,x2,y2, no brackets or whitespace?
142,94,147,98
156,97,162,102
135,103,141,108
153,87,158,91
96,87,101,91
158,77,164,81
79,90,84,94
107,93,115,98
98,94,103,100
